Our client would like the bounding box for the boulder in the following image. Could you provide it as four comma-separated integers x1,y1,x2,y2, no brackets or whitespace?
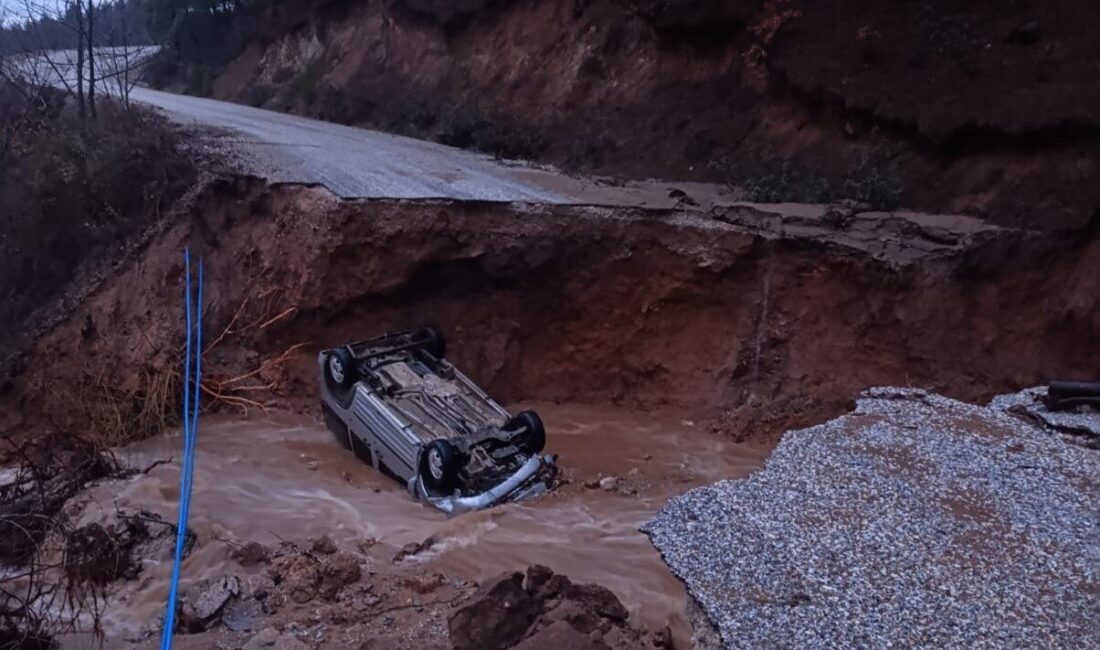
179,575,240,632
512,620,611,650
449,572,539,650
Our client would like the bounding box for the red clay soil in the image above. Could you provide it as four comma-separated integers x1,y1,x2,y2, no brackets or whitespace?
6,179,1098,444
191,0,1100,231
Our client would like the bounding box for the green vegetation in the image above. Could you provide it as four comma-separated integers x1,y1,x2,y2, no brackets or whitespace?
710,151,904,210
0,82,197,343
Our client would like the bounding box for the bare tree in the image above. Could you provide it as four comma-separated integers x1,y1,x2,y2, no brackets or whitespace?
74,1,86,120
85,0,96,119
14,1,79,102
102,12,143,109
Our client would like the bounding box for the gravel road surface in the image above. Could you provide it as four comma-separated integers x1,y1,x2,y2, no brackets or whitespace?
130,86,733,206
644,387,1099,649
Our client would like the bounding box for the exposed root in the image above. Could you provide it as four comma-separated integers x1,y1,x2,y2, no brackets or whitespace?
0,434,126,645
199,272,306,415
62,360,182,447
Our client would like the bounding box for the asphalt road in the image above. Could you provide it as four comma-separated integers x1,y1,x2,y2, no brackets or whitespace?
13,49,700,204
130,86,717,206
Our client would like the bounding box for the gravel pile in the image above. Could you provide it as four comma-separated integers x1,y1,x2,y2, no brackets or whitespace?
643,387,1099,649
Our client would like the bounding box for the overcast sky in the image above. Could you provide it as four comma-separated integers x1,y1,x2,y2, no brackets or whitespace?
1,1,67,24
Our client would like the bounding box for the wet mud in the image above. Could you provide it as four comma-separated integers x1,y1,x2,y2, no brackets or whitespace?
66,403,769,646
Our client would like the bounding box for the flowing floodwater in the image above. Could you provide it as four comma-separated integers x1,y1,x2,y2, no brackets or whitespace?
71,403,770,646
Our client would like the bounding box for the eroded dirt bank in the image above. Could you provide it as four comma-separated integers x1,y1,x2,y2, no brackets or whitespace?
1,178,1097,648
8,177,1100,442
6,178,1098,445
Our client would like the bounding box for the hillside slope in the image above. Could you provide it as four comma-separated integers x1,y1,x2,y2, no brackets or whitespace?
152,0,1100,230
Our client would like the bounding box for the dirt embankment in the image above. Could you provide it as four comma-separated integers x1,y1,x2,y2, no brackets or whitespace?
6,178,1097,445
157,0,1100,231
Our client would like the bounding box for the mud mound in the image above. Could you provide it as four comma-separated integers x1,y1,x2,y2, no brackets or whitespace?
449,566,670,650
644,388,1100,648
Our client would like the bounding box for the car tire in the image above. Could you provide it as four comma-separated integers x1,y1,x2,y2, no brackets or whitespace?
506,410,546,455
324,348,358,407
416,326,446,360
420,439,461,494
322,403,351,449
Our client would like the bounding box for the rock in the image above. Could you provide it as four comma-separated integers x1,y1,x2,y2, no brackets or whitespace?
269,554,321,603
242,627,280,650
452,566,648,650
540,599,607,635
311,535,338,555
524,565,554,595
599,476,618,491
361,635,449,650
530,573,571,602
273,636,309,650
240,573,276,601
319,551,362,599
583,477,601,489
179,575,240,632
223,597,266,633
449,572,539,650
233,541,269,566
564,582,630,621
643,453,653,461
393,535,436,562
403,572,446,594
512,620,611,650
651,625,674,649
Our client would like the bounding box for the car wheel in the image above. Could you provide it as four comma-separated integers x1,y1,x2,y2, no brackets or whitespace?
325,348,358,406
322,403,351,449
420,439,461,494
506,410,546,455
416,326,446,360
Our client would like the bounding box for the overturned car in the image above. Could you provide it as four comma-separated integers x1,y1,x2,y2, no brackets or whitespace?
319,327,555,514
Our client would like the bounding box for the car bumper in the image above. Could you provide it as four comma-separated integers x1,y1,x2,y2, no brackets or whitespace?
411,454,556,516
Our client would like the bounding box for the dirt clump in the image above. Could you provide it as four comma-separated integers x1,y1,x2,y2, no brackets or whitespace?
234,540,272,566
269,553,323,604
319,552,363,599
450,565,668,650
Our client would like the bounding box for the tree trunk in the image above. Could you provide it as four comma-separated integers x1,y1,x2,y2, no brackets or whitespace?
75,1,86,121
86,0,97,119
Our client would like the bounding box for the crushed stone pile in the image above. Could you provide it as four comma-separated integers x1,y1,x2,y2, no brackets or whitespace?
644,387,1099,649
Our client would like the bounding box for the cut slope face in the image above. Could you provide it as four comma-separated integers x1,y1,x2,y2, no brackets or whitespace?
9,179,1099,443
644,388,1100,648
166,0,1100,230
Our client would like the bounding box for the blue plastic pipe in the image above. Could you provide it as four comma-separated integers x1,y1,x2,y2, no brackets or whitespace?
160,250,204,650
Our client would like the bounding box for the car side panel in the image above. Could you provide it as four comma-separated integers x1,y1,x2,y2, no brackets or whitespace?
350,388,420,480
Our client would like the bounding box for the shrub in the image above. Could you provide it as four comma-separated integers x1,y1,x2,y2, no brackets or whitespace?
843,152,904,210
710,150,905,209
709,154,831,203
0,83,198,351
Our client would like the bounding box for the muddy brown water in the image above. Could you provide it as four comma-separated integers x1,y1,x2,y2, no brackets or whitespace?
68,403,769,646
